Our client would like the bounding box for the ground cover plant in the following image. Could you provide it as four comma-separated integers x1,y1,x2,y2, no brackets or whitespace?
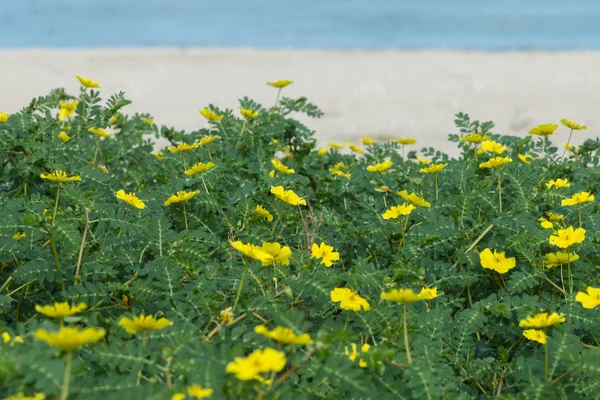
1,77,600,399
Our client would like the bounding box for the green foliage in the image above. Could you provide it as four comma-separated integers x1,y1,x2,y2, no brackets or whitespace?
0,84,599,399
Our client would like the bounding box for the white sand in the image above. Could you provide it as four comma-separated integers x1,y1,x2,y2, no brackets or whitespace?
1,48,599,154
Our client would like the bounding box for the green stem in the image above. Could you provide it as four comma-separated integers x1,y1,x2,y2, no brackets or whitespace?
61,351,73,400
270,202,285,236
143,331,148,346
81,88,87,120
232,258,248,311
200,174,210,195
49,231,62,273
497,167,502,212
403,304,412,364
567,248,572,297
92,137,100,166
578,205,582,228
182,153,187,172
343,312,350,330
235,120,247,150
52,183,61,223
274,88,282,109
183,202,188,230
561,128,574,160
435,175,439,200
542,136,547,158
544,339,549,382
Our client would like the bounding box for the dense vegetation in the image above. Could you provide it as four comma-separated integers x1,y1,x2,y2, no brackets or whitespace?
1,78,599,399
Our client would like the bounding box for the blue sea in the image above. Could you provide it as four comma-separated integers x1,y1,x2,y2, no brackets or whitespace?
2,0,600,49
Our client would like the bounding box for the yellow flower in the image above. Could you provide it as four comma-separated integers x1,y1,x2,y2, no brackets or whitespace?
549,226,586,249
329,142,345,149
416,155,431,165
481,140,508,154
0,112,9,123
199,108,223,122
479,157,512,169
35,326,105,351
76,75,100,88
397,190,431,208
57,131,71,143
545,252,579,268
523,329,547,345
311,242,340,267
259,242,292,266
240,108,259,119
546,178,570,189
347,143,364,154
538,212,564,229
317,148,328,155
519,312,565,328
255,325,312,345
58,100,79,120
2,332,25,347
12,232,27,242
198,134,220,146
88,127,111,137
575,287,600,309
366,161,393,173
108,114,119,125
4,393,45,400
561,191,594,206
420,163,448,174
329,162,351,179
560,119,588,131
419,287,439,300
397,137,417,145
330,287,370,312
479,248,516,274
375,185,391,193
168,142,201,153
518,154,534,165
528,123,559,136
345,343,371,368
359,135,376,145
119,315,173,334
164,190,201,206
185,161,215,176
460,133,490,143
185,385,214,399
563,143,578,152
229,240,269,261
220,307,234,323
382,203,415,220
35,302,87,318
271,158,295,174
380,287,438,304
115,190,146,209
226,347,286,381
141,117,154,126
270,186,307,206
40,170,81,183
267,80,293,88
152,151,166,160
254,205,274,222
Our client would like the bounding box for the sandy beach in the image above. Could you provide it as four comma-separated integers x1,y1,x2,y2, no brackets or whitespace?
1,48,599,154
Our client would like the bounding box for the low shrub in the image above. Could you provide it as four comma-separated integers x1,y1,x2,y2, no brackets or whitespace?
1,78,599,399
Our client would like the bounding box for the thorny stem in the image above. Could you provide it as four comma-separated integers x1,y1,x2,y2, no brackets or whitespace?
403,304,412,364
53,183,61,223
61,351,73,400
232,257,248,311
561,128,574,160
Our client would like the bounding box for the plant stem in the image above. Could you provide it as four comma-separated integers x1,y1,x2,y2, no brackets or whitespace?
81,88,87,120
542,136,547,158
270,202,285,236
74,207,90,284
578,205,582,228
200,174,210,195
183,202,188,230
143,331,148,346
544,339,549,382
561,128,574,160
182,153,187,172
435,175,439,200
235,120,247,150
403,304,412,364
343,312,350,330
61,351,73,400
92,137,100,166
53,183,61,223
232,258,248,311
49,231,62,272
567,248,572,297
274,88,282,109
497,167,502,212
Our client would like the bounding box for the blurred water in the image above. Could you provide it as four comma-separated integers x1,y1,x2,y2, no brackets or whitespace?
2,0,600,49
